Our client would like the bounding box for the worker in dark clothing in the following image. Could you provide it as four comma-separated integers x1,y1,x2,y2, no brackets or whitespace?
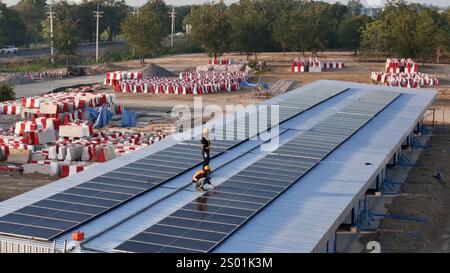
192,165,216,192
201,127,211,168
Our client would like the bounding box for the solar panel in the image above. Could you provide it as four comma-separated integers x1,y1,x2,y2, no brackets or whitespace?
0,86,349,241
114,90,400,253
0,141,241,241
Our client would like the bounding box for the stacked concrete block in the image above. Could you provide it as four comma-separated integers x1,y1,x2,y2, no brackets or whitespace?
23,161,59,176
59,123,93,138
65,145,84,161
6,148,31,164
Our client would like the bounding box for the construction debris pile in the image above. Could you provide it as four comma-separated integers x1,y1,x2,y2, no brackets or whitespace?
0,89,166,178
370,59,438,88
291,57,345,73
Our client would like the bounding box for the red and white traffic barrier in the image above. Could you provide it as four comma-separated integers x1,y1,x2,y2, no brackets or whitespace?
22,98,41,108
60,163,86,177
292,58,344,73
385,58,419,74
0,104,21,115
116,71,246,94
104,71,143,86
208,59,232,65
0,165,21,172
370,72,438,88
322,61,344,69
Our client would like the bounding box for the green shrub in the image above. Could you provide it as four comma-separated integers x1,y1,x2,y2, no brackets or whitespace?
248,59,258,69
0,83,16,102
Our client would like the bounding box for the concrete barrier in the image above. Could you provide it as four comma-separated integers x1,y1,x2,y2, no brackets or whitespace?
6,148,31,164
23,162,59,176
37,129,57,144
57,146,67,161
65,145,83,161
59,125,91,138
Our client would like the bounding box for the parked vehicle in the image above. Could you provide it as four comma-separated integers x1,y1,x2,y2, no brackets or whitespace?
0,46,18,55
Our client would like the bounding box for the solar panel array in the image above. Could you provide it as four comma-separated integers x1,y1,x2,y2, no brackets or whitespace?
0,140,240,241
0,86,347,242
114,91,400,253
213,86,348,140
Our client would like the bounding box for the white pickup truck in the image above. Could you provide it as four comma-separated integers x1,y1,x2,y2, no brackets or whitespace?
0,46,18,55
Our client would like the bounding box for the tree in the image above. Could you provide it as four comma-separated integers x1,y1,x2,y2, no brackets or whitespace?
414,9,438,64
175,5,193,33
323,2,349,49
434,8,450,63
185,2,230,58
13,0,46,45
381,3,417,57
122,1,164,64
0,4,27,47
290,3,311,55
103,0,128,41
347,0,363,16
228,0,273,60
359,20,389,59
338,15,370,54
76,0,99,43
147,0,170,36
272,0,297,55
301,1,333,55
53,17,81,65
0,83,15,102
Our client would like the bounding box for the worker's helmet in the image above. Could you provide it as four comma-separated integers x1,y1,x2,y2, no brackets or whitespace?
202,127,210,137
203,165,211,173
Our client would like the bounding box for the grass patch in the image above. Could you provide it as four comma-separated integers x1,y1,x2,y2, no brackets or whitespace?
0,58,59,73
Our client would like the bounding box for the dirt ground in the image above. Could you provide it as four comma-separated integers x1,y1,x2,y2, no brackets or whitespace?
359,126,450,253
0,164,59,202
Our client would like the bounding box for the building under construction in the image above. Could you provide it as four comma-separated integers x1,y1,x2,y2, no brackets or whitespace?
0,80,436,253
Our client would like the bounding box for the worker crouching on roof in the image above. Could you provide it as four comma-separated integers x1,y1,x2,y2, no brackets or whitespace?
192,165,216,192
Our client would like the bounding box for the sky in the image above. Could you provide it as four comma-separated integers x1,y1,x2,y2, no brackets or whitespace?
1,0,449,8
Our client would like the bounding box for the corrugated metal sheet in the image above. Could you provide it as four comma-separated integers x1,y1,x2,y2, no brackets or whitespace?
0,80,436,253
214,81,436,253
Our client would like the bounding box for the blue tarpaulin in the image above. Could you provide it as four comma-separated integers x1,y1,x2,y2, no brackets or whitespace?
240,79,270,90
85,108,100,122
121,108,137,128
94,106,114,129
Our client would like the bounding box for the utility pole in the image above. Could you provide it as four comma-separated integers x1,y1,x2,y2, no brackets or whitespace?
131,7,139,21
93,4,103,62
168,1,177,48
47,3,56,65
129,7,139,57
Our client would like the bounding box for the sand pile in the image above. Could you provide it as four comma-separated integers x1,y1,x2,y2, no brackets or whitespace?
141,64,176,78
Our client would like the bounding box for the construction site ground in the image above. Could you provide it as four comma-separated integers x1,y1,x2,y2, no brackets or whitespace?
1,52,450,253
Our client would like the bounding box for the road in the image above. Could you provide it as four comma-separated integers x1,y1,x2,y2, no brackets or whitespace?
14,74,106,97
0,41,124,60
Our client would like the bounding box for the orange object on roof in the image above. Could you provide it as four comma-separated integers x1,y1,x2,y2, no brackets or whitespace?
72,231,85,241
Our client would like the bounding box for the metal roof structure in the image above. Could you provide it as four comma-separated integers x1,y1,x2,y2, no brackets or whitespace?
0,80,436,253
